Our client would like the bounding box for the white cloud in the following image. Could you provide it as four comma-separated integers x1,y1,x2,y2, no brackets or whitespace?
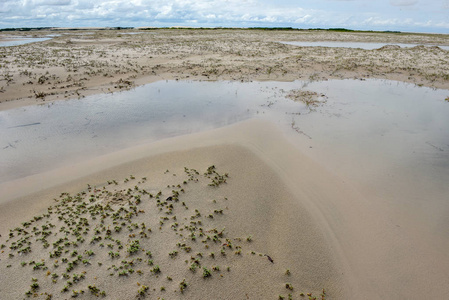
0,0,447,33
390,0,418,6
28,0,71,6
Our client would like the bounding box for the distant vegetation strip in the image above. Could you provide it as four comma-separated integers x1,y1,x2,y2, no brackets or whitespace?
0,26,401,33
0,27,133,32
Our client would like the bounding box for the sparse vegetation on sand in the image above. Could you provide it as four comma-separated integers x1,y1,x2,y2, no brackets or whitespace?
0,165,324,299
1,29,448,108
286,89,328,110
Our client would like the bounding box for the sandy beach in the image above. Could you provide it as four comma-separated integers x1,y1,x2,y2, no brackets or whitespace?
1,29,449,299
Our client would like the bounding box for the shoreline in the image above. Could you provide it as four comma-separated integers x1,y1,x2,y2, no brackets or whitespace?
2,72,448,112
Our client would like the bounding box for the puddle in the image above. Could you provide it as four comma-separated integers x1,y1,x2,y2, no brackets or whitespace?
0,37,52,47
281,41,449,51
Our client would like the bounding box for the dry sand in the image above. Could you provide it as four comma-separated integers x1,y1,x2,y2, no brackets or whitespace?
1,29,449,110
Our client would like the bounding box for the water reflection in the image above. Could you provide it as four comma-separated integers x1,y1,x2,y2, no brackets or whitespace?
0,81,306,182
0,79,448,191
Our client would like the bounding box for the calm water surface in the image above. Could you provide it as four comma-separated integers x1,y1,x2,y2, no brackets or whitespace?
1,79,448,222
0,81,303,181
289,80,449,221
0,37,51,47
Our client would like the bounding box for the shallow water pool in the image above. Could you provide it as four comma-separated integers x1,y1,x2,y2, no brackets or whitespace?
0,80,305,182
1,79,448,186
0,37,51,47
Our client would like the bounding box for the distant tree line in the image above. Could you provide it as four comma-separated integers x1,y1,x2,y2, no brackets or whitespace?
0,27,133,32
0,27,53,32
0,26,401,34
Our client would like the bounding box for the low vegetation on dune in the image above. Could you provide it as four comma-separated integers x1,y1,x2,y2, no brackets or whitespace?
0,165,326,299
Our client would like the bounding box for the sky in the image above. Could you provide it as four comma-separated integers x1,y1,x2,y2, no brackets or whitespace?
0,0,448,33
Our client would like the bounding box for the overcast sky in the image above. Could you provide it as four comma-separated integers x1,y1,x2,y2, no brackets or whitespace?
1,0,448,33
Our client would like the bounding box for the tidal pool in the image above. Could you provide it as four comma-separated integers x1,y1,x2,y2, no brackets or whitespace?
281,41,449,50
285,80,449,231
